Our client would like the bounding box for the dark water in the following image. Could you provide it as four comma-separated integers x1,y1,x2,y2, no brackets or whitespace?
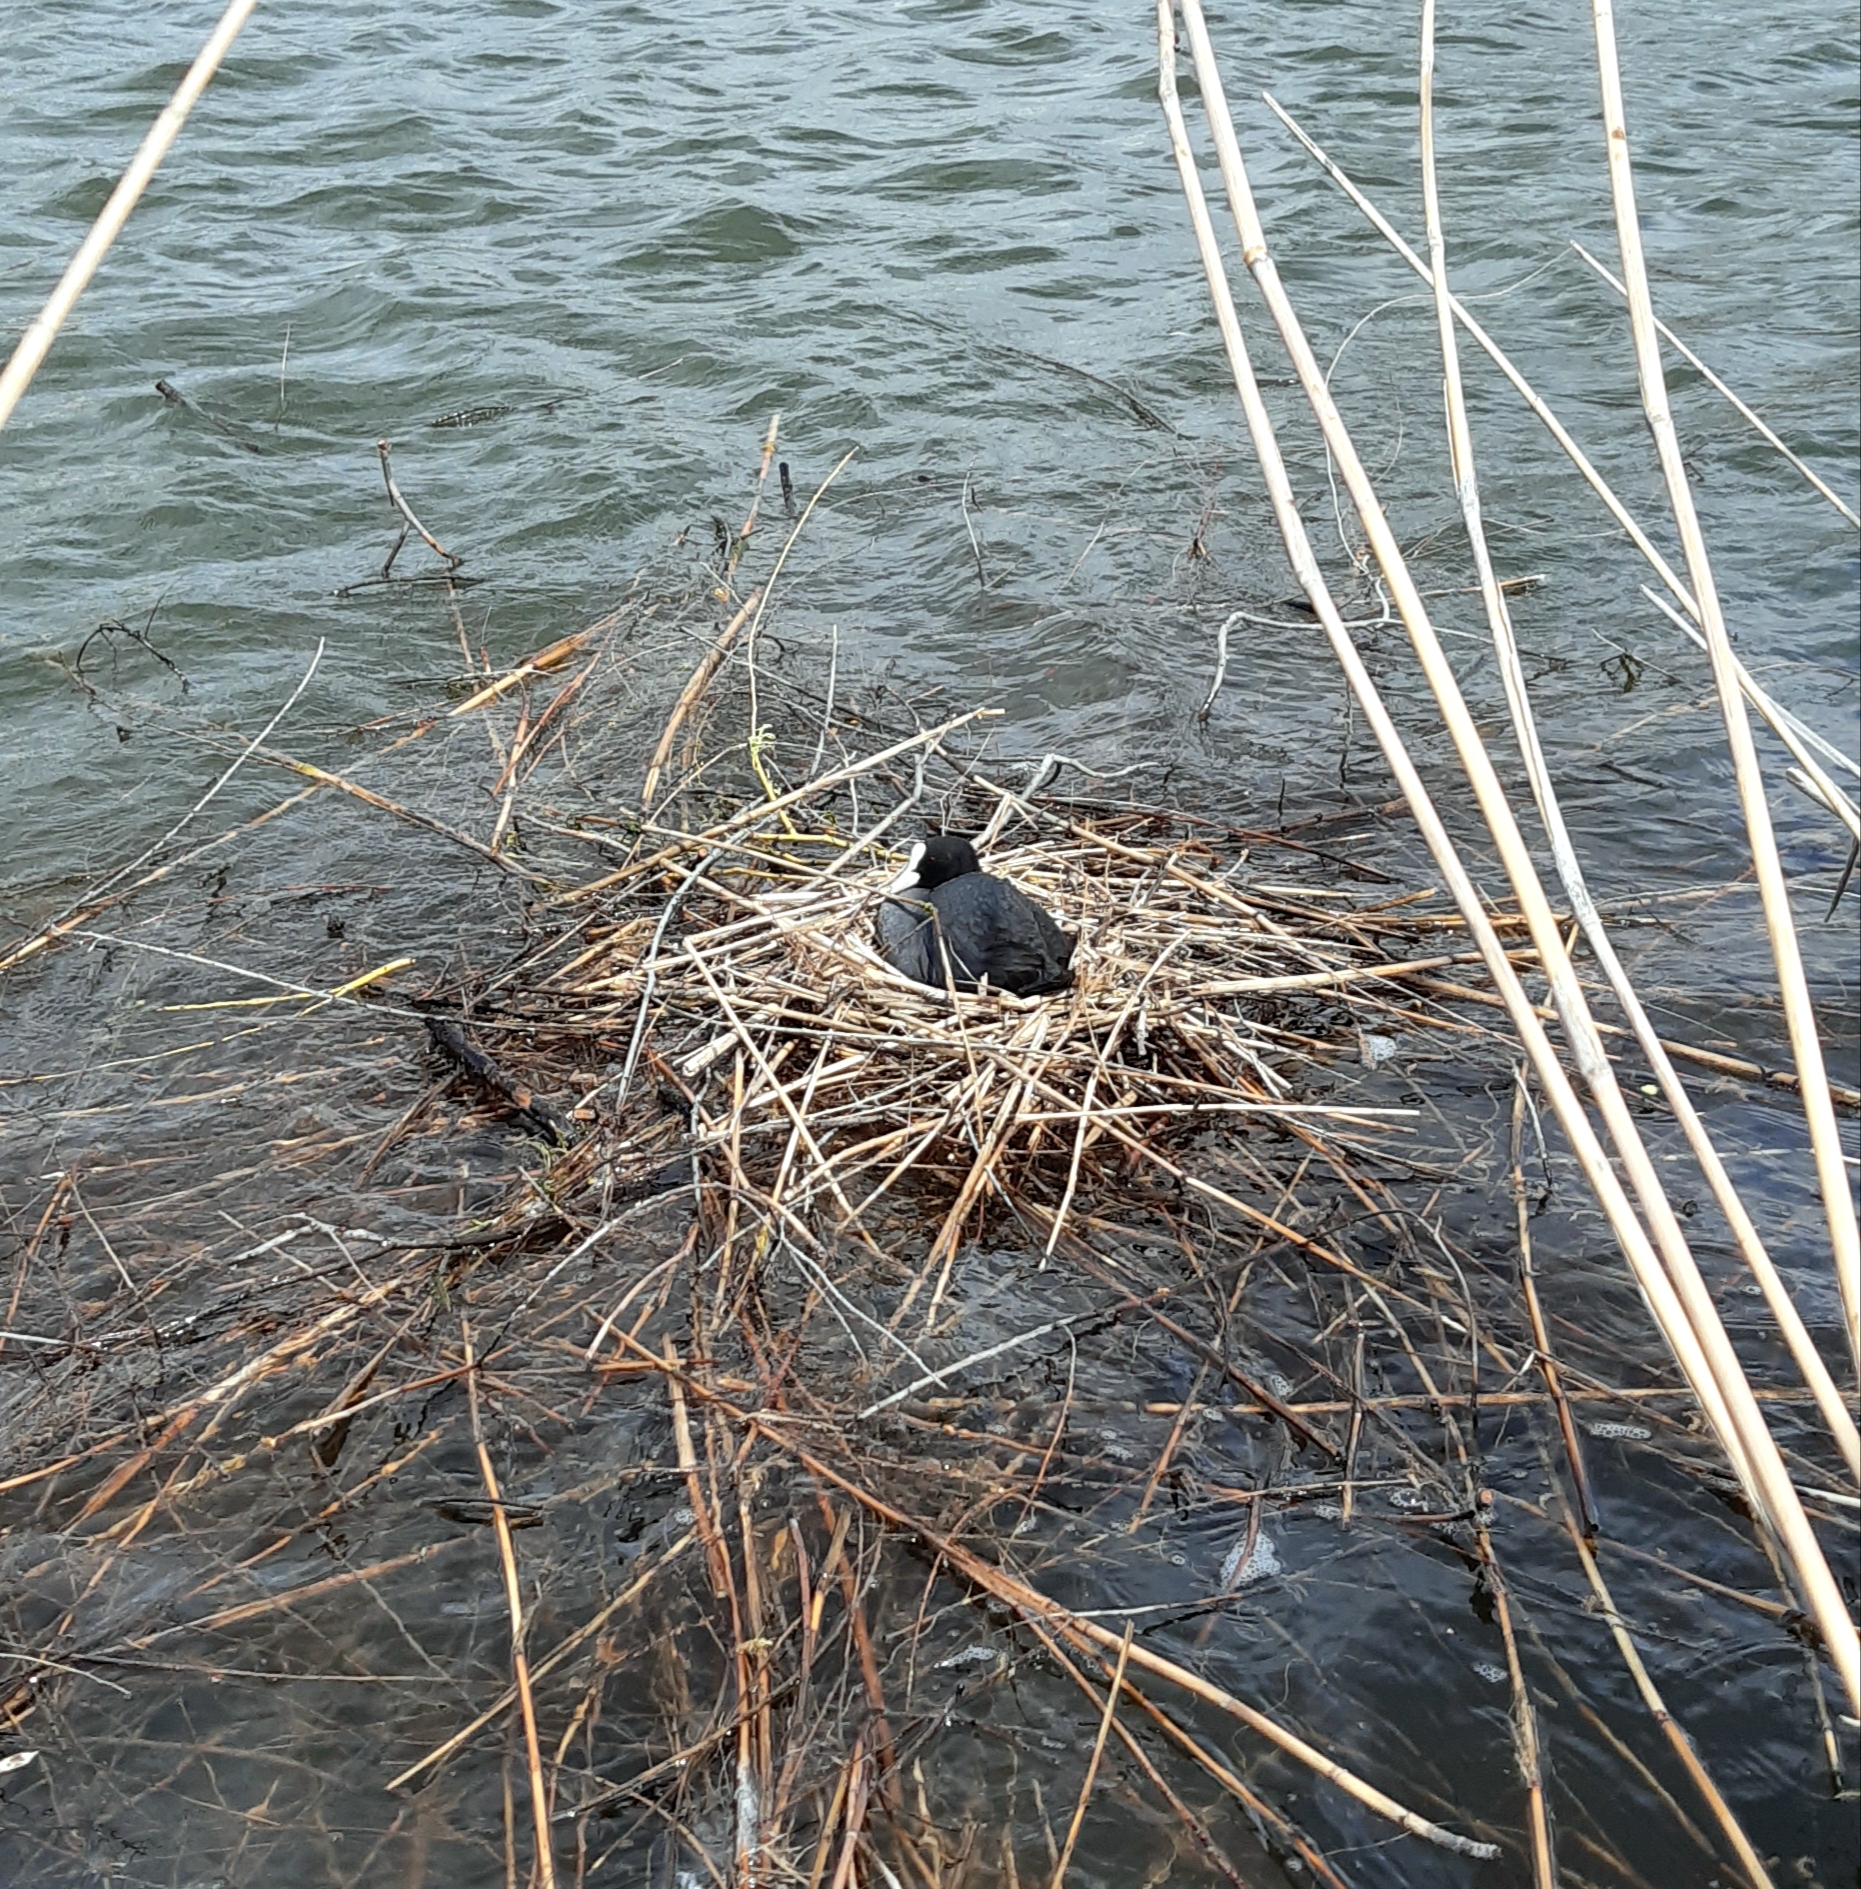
1,1,1856,1883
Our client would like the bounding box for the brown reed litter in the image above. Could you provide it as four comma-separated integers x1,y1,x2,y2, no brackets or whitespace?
3,549,1850,1886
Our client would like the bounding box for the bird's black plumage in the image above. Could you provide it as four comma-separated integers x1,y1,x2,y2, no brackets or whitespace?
875,834,1074,996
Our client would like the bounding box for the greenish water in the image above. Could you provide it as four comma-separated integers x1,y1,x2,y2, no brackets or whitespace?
1,2,1856,1884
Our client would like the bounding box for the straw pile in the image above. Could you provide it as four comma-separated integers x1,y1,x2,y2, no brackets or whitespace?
384,687,1559,1874
5,578,1850,1886
493,737,1458,1336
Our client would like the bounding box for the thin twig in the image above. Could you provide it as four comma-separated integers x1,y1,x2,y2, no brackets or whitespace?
1571,239,1860,528
1049,1623,1132,1888
462,1320,558,1889
377,438,462,576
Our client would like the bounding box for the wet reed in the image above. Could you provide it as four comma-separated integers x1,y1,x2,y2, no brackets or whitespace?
2,557,1850,1881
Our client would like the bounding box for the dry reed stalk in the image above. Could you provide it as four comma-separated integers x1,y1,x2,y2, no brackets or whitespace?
463,1322,559,1889
1261,94,1690,600
239,740,535,877
1168,0,1680,1349
1644,598,1858,791
1127,1362,1210,1533
804,1746,855,1889
686,953,879,1246
52,1269,404,1539
489,659,595,804
1161,0,1857,1708
816,1504,899,1806
1268,88,1861,822
1411,974,1861,1108
1640,586,1860,836
1510,1076,1600,1537
375,438,461,575
641,589,765,815
915,1070,1037,1318
449,627,596,717
1415,1,1858,1477
126,1541,464,1649
1074,1665,1352,1889
0,0,260,431
1589,0,1858,1369
1470,1518,1555,1888
1569,241,1861,529
727,412,783,591
1027,1626,1256,1887
1047,1622,1131,1889
0,698,329,982
824,1729,874,1889
384,1527,698,1792
1559,1507,1774,1889
615,1334,1501,1860
743,446,859,758
566,706,997,904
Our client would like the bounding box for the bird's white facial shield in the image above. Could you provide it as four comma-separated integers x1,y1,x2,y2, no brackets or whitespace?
884,840,927,895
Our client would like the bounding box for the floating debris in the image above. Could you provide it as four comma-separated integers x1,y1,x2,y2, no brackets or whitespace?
429,402,515,428
152,376,265,453
424,1014,575,1145
1219,1531,1282,1590
934,1643,1002,1670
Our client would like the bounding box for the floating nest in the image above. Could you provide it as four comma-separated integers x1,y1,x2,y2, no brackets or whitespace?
380,701,1545,1868
463,710,1500,1350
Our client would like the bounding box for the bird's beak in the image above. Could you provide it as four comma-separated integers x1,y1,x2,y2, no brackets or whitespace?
885,842,927,895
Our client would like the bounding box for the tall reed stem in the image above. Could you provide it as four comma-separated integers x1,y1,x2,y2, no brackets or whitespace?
1415,3,1857,1477
0,0,260,432
1263,94,1860,823
1589,0,1860,1373
1161,0,1857,1710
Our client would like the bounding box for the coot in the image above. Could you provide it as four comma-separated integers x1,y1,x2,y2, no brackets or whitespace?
875,834,1075,996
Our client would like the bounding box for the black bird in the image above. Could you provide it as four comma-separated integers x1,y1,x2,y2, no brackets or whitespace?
875,834,1075,996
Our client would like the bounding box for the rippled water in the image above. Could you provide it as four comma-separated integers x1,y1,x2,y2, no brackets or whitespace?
1,1,1856,1883
4,0,1855,884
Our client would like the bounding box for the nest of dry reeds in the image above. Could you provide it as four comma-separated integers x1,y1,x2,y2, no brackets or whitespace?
382,700,1553,1874
483,721,1469,1342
